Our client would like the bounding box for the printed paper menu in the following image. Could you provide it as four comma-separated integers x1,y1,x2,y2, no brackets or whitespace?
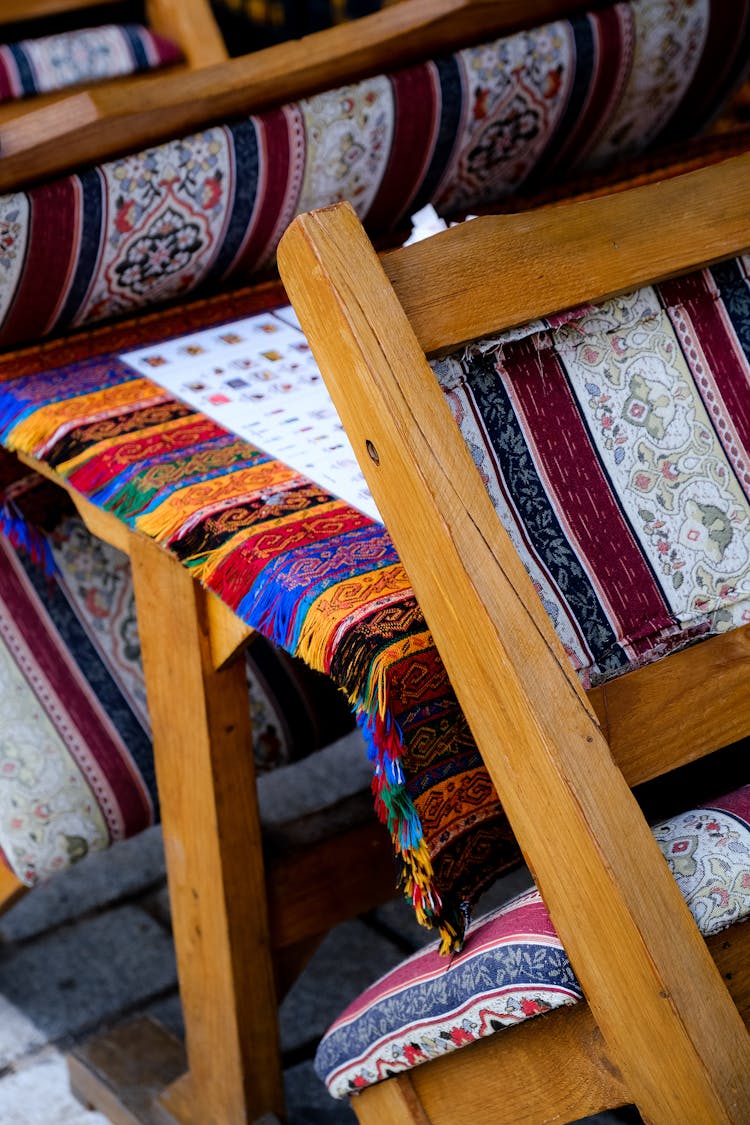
120,306,381,522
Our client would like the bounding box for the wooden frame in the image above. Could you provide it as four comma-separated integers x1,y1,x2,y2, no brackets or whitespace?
277,152,750,1123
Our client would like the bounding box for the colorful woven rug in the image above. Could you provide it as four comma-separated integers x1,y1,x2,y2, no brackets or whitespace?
0,358,518,953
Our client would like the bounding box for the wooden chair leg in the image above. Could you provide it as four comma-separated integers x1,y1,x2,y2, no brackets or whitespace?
129,532,283,1125
0,862,26,915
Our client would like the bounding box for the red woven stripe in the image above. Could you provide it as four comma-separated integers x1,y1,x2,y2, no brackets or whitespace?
560,3,629,172
709,785,750,826
366,65,439,230
234,109,292,274
0,49,16,102
145,30,183,67
66,416,223,493
661,272,750,489
0,177,79,348
0,539,152,838
506,338,673,654
207,503,370,610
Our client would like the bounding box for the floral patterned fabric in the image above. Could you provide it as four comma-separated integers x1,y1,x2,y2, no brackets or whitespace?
0,508,355,884
0,527,155,884
0,0,748,348
315,786,750,1099
0,24,181,104
433,259,750,687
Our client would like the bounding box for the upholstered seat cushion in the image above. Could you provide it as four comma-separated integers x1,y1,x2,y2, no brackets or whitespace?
0,0,748,348
0,25,181,103
315,786,750,1099
0,464,356,883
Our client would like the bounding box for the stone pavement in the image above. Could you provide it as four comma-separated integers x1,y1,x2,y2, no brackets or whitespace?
0,822,642,1125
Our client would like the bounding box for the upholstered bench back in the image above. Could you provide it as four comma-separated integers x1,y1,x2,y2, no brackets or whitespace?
430,258,750,688
0,478,355,883
1,0,748,349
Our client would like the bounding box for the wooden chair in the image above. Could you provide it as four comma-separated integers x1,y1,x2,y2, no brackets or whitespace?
277,152,750,1123
0,5,748,1120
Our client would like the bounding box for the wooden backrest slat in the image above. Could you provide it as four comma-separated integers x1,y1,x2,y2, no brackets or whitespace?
0,0,124,22
382,152,750,356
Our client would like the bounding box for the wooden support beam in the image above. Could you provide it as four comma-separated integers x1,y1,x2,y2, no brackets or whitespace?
129,532,283,1124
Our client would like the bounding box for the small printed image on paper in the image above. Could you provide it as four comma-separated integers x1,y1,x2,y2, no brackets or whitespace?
121,305,381,522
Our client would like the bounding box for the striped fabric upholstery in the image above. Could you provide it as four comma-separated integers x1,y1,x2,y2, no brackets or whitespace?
0,25,181,103
432,260,750,686
315,786,750,1099
0,0,748,349
0,492,355,885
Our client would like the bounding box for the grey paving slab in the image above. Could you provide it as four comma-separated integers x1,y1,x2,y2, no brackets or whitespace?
258,731,372,828
279,919,403,1054
138,884,172,931
0,828,166,944
475,862,535,913
0,905,176,1058
145,991,184,1041
284,1060,356,1125
372,896,434,950
0,995,47,1068
0,1050,110,1125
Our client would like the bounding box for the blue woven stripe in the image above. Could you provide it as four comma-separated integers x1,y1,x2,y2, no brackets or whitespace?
203,119,261,286
121,24,150,70
7,42,36,97
56,167,104,331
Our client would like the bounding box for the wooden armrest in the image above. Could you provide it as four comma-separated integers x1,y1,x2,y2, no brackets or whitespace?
0,0,592,191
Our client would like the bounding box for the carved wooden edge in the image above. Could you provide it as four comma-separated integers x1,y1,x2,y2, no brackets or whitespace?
381,152,750,355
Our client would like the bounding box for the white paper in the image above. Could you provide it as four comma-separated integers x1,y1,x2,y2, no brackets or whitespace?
120,307,381,523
